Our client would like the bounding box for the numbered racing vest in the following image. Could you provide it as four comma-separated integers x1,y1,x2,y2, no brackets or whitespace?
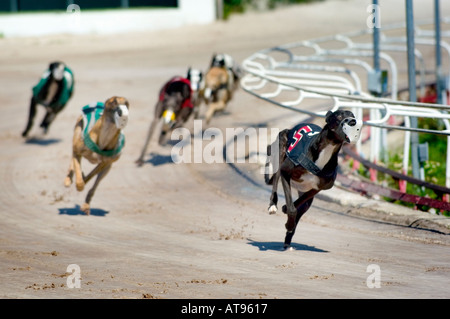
286,123,334,177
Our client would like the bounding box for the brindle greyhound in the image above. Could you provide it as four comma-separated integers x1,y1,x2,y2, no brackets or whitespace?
265,109,362,249
135,76,193,166
22,61,74,138
64,96,130,215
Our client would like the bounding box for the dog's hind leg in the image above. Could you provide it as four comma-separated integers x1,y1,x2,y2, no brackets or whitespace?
267,130,288,214
205,102,218,125
64,156,75,187
284,197,314,249
40,109,58,134
205,99,226,124
81,163,112,215
136,118,158,166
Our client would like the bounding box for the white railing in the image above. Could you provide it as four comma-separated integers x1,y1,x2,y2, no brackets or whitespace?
241,19,450,189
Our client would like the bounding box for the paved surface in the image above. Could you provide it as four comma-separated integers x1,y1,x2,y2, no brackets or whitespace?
0,0,449,300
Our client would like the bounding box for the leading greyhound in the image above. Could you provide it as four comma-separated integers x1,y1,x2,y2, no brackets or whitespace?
64,96,130,215
265,109,362,249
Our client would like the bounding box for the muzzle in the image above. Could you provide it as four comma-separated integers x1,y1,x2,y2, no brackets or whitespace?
203,87,212,100
161,109,176,132
114,104,129,129
341,117,362,144
52,64,65,81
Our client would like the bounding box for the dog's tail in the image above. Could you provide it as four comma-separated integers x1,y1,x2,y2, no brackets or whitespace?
264,144,274,185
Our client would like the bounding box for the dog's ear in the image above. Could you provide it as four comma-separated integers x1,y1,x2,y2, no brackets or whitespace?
49,62,57,71
325,110,333,124
122,98,130,108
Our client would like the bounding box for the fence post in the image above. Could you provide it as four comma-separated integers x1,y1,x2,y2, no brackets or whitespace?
10,0,18,12
406,0,421,181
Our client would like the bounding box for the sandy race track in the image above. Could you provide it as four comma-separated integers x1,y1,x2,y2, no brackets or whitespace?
1,0,450,302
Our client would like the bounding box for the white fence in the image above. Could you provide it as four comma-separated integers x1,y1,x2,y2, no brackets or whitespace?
241,18,450,189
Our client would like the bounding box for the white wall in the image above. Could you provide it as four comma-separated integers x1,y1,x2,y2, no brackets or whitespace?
0,0,217,38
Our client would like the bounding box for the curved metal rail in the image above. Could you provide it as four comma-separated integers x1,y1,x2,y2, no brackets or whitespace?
241,18,450,211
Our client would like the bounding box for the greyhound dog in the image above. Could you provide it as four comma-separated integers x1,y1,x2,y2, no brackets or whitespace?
64,96,130,215
22,61,74,138
203,54,240,124
135,75,193,166
265,109,362,249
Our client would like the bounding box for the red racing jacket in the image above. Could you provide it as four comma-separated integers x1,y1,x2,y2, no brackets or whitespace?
159,76,193,109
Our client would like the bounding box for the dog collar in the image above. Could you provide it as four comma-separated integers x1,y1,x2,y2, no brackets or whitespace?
84,133,125,157
81,102,125,157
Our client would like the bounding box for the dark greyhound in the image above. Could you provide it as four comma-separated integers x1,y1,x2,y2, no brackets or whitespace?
22,61,74,137
265,109,362,249
136,75,193,165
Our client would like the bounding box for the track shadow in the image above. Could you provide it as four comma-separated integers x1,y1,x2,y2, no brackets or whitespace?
58,205,109,217
25,137,61,146
247,239,328,253
144,152,175,166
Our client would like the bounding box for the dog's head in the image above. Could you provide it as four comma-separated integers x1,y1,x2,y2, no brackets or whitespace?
161,93,183,128
186,67,204,92
104,96,130,130
325,109,362,144
49,61,66,81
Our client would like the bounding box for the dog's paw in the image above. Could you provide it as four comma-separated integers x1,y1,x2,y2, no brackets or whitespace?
76,182,85,192
135,158,144,166
81,203,90,215
64,176,72,187
268,205,277,215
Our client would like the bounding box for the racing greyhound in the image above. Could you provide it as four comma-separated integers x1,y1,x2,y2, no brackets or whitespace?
22,61,74,137
265,109,362,249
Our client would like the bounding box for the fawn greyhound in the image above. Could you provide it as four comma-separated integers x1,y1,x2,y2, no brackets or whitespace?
64,96,130,215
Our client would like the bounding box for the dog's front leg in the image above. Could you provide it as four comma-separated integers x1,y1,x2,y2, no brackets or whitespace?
73,155,85,191
83,161,108,185
284,193,316,249
64,155,75,187
81,163,112,215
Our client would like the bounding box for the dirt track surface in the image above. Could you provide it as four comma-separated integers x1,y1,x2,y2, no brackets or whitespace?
1,0,450,299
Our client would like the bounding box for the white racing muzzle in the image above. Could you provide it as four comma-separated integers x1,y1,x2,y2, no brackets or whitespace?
114,104,129,129
52,64,65,81
203,87,212,100
342,117,362,144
